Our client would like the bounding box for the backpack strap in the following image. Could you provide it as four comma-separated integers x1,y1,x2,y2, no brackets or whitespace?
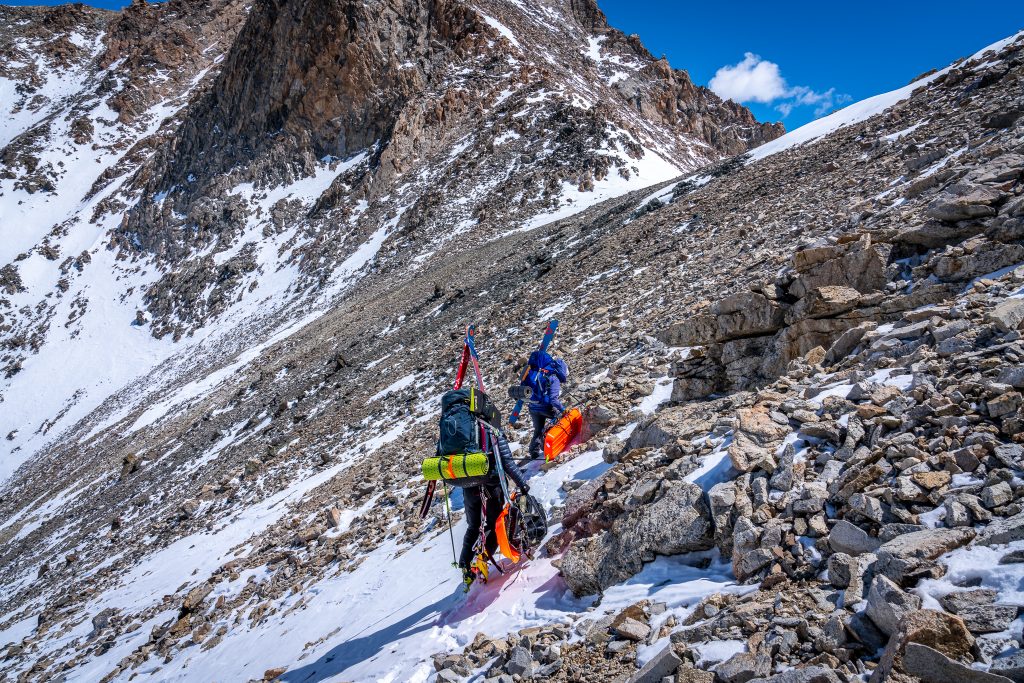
475,417,511,503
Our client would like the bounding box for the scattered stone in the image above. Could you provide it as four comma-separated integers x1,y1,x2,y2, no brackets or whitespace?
902,642,1013,683
626,644,681,683
715,651,772,683
505,646,533,677
613,617,650,642
874,528,975,583
828,519,881,556
866,575,922,636
991,651,1024,682
940,590,1018,634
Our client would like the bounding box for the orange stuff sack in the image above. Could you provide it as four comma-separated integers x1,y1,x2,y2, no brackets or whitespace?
495,502,521,563
543,407,583,461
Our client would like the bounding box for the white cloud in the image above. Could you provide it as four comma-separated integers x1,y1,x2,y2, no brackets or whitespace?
708,52,787,104
709,53,849,119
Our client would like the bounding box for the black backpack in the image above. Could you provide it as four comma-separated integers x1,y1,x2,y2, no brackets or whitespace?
437,387,501,457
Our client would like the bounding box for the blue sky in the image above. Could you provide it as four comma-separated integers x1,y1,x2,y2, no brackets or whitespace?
599,0,1024,128
4,0,1023,129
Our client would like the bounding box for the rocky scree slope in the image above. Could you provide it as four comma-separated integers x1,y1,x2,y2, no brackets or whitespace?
2,10,1023,683
0,0,778,473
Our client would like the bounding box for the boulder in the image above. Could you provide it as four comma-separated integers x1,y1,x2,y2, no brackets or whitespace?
925,183,1005,222
932,243,1024,282
940,590,1018,634
874,527,975,584
748,667,842,683
827,552,856,588
728,434,777,474
562,475,607,529
823,323,874,365
978,510,1024,546
987,299,1024,333
869,609,975,683
902,643,1013,683
657,313,718,347
612,617,650,642
969,154,1024,184
991,650,1024,682
675,668,716,683
715,651,772,683
768,317,860,375
671,351,727,401
736,405,791,441
789,236,890,298
829,520,881,556
626,644,682,683
560,481,712,595
712,291,785,341
784,286,861,324
504,646,532,677
866,575,922,636
982,481,1014,509
895,221,986,248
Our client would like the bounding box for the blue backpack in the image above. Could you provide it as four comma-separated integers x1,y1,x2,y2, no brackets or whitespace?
526,352,567,399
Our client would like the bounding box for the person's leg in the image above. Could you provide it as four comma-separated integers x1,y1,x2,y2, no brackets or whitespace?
459,486,482,568
529,411,547,459
482,484,504,560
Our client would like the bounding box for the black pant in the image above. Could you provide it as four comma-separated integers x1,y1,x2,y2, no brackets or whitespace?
459,482,504,569
529,410,551,459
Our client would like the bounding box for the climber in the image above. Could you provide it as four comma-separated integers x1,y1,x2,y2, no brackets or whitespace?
458,427,530,586
525,351,568,460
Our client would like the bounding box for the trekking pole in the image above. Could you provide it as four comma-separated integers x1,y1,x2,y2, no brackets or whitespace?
560,387,584,407
443,482,457,564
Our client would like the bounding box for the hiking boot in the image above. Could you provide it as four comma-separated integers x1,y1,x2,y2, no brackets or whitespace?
461,567,475,591
471,554,489,582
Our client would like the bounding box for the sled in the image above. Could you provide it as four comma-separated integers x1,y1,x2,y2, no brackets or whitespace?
543,407,583,461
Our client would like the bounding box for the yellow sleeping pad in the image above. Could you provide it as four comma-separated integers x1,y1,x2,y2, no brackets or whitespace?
422,452,490,482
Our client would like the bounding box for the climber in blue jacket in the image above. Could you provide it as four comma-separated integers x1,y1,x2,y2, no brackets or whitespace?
524,350,568,459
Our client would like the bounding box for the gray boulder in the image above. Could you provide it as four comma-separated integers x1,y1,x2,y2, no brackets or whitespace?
789,236,890,298
748,666,843,683
903,642,1014,683
626,644,682,683
991,650,1024,682
712,291,785,341
715,651,772,683
925,183,1005,222
866,574,922,636
504,646,532,677
560,480,712,595
829,519,881,556
874,527,975,583
987,299,1024,334
941,590,1019,635
978,510,1024,546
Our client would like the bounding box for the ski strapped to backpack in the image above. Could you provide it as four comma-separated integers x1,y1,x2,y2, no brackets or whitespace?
419,324,487,519
509,319,558,425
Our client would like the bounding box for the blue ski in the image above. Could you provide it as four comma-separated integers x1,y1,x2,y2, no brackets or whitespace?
509,319,558,425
